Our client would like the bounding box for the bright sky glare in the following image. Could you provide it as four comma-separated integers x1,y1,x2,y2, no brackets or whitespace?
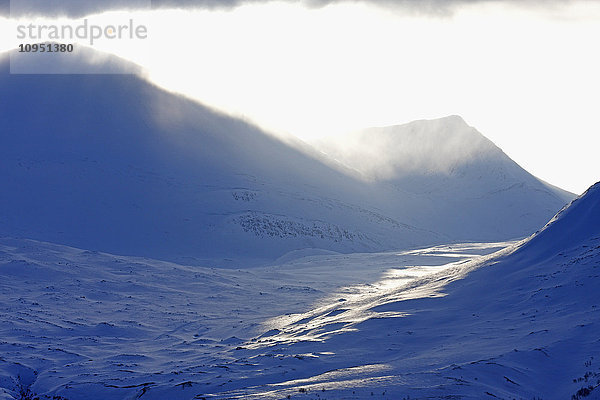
2,1,599,194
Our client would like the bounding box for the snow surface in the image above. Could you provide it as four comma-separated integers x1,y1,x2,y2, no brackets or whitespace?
1,181,597,399
1,49,595,399
0,52,574,265
0,238,508,400
215,182,600,399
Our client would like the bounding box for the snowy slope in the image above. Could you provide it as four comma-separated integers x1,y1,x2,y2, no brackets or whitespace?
317,116,575,241
0,52,439,266
215,181,600,399
0,51,572,265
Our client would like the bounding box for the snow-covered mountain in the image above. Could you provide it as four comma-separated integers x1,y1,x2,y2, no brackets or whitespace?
0,52,435,265
317,116,575,241
0,52,573,265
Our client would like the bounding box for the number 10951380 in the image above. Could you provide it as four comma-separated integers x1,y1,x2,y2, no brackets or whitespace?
19,43,74,53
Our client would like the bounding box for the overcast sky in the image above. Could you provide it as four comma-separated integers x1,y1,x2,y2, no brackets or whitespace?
3,0,583,17
2,0,600,194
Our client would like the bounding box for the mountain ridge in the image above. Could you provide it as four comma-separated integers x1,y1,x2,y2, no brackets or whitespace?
0,50,574,265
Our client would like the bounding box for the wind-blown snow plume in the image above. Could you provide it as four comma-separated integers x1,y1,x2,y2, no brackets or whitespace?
317,115,501,180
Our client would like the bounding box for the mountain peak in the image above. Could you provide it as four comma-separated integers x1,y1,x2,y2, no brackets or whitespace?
443,114,467,123
3,47,144,75
317,115,504,180
522,180,600,257
415,114,469,127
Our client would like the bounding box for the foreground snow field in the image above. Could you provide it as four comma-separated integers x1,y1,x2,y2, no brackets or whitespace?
1,182,599,399
0,237,507,400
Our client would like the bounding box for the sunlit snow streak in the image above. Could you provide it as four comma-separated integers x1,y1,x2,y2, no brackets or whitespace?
253,242,514,347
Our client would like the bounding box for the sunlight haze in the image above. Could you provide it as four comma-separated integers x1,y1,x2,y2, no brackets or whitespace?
3,1,599,194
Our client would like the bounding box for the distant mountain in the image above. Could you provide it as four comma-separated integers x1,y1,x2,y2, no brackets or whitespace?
0,51,439,265
317,115,506,181
317,116,575,241
0,51,573,265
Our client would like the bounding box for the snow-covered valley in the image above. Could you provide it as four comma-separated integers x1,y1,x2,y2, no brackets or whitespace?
0,182,598,399
0,237,508,399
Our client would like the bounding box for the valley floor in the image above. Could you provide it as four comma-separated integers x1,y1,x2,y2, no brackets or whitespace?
0,237,598,400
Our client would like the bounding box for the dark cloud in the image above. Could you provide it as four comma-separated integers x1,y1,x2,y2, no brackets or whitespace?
7,0,150,18
2,0,589,19
0,0,9,17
